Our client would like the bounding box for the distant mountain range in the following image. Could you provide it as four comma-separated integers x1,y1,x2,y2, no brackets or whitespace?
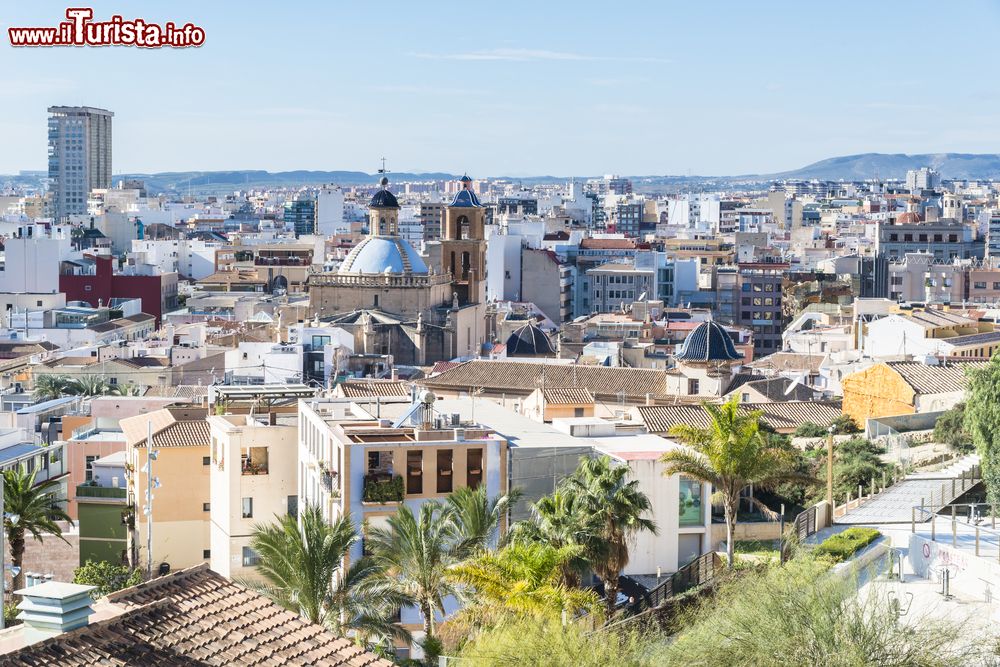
9,153,1000,195
755,153,1000,181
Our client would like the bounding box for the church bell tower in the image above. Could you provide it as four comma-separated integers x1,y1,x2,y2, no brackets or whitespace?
441,174,486,306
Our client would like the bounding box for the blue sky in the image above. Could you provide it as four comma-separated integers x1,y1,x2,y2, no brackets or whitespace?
3,1,1000,176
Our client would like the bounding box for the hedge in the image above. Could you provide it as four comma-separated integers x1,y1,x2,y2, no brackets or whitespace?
363,474,404,503
814,527,881,562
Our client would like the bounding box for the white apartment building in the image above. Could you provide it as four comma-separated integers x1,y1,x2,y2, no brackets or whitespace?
130,238,219,280
317,186,347,236
225,341,304,385
208,414,298,581
0,225,73,294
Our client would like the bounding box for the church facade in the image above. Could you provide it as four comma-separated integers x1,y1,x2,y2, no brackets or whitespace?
308,175,487,365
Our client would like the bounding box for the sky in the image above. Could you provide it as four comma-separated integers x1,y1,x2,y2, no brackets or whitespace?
3,0,1000,177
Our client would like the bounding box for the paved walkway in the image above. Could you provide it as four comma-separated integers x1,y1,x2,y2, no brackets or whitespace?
835,455,981,525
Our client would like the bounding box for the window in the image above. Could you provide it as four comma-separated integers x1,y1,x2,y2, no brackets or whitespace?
311,335,331,349
368,451,381,471
574,407,585,418
241,497,253,519
742,393,750,402
407,451,422,495
679,477,704,526
203,549,211,559
202,456,211,466
975,282,987,289
242,546,260,567
993,282,1000,290
687,379,699,395
85,455,98,482
202,502,210,512
467,449,483,489
287,495,298,518
890,276,903,285
373,294,379,308
436,449,453,494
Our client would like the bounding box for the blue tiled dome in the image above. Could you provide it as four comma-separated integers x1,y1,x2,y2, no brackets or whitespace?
338,236,428,275
369,188,399,209
450,188,482,207
676,321,741,362
505,323,556,357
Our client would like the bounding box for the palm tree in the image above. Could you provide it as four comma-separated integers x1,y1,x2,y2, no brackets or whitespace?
66,376,112,397
661,395,810,569
243,505,408,652
449,542,600,626
32,375,72,402
110,383,145,397
3,466,72,593
509,489,596,588
366,502,458,646
563,456,656,618
445,485,522,558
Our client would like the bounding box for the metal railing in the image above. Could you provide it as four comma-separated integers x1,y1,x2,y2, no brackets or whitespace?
645,551,723,609
832,467,907,519
912,501,1000,560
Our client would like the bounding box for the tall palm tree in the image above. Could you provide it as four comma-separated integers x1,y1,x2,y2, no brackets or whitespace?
3,466,72,593
366,502,458,645
445,485,522,558
32,375,72,402
509,489,596,588
449,542,600,626
563,456,657,618
66,376,112,397
661,395,811,569
243,505,408,652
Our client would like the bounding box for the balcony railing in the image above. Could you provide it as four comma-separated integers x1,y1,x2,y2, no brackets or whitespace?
76,484,127,500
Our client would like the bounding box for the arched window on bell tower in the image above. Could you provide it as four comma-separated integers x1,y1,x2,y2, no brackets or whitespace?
458,215,470,240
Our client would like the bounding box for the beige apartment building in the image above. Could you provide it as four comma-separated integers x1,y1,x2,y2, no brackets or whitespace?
121,407,211,573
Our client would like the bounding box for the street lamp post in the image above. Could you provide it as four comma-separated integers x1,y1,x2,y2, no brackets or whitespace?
826,425,835,521
143,421,160,580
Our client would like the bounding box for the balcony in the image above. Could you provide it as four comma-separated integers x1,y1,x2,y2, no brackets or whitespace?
241,447,269,476
76,484,127,500
362,474,404,504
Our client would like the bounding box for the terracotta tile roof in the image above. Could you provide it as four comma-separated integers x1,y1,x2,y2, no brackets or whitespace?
580,238,636,250
638,400,842,434
338,380,411,398
114,356,171,369
902,310,977,330
885,360,988,395
541,387,595,404
748,352,826,374
0,564,393,666
421,360,668,400
430,361,460,375
120,408,210,448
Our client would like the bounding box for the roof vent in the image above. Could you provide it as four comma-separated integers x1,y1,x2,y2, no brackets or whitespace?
15,581,96,646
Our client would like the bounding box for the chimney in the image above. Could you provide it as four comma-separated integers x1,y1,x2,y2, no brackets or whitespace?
15,581,96,645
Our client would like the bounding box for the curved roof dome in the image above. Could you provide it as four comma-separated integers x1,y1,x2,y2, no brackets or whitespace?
338,236,428,275
369,188,399,209
676,321,741,363
505,323,556,357
450,189,482,207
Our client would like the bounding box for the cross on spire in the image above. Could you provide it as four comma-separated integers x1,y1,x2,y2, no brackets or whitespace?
378,157,389,175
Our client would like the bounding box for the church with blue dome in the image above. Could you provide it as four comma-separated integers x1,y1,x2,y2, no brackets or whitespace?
308,172,488,365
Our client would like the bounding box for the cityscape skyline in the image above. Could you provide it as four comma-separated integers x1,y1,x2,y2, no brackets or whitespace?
4,1,1000,176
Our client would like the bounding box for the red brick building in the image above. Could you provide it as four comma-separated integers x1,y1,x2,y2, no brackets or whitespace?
59,255,178,325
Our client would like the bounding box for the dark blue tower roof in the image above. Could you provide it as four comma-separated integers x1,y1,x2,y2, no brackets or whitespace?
676,321,741,362
505,323,556,357
450,189,482,207
369,188,399,209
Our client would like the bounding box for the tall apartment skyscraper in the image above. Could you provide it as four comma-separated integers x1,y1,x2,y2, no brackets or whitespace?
47,106,114,221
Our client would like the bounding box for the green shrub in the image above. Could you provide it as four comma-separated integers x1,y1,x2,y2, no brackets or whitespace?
829,414,861,435
362,474,404,503
794,422,827,438
814,527,880,562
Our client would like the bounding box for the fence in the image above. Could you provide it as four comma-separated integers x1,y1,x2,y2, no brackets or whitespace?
912,501,1000,560
644,551,723,609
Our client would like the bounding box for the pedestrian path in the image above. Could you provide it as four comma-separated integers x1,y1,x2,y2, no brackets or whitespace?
835,455,981,525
